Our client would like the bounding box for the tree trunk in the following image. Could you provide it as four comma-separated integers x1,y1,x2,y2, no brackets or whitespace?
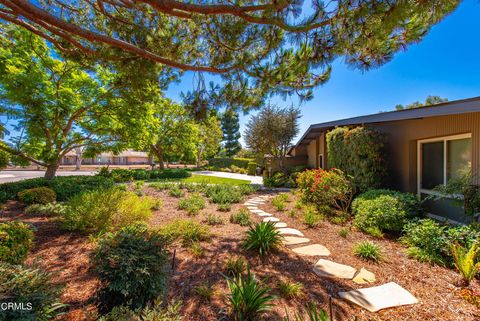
156,149,165,170
196,149,202,168
44,163,59,180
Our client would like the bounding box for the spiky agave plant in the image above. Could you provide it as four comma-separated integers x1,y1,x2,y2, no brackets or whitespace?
451,242,480,286
226,269,275,321
243,222,283,257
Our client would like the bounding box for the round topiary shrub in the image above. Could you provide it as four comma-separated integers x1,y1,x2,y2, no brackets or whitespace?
17,187,56,205
0,262,65,320
352,189,421,237
0,221,34,264
92,223,169,312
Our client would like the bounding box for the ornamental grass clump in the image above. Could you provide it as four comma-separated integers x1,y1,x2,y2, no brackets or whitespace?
243,222,283,257
353,241,383,262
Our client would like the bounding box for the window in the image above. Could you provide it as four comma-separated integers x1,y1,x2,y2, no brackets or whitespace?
418,134,472,194
318,154,324,169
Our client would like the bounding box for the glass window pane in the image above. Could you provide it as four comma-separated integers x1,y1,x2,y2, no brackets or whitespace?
421,141,444,189
447,138,471,181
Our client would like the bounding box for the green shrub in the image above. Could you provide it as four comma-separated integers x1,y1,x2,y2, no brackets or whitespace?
226,269,275,320
247,162,257,176
194,282,215,301
296,168,353,212
189,241,205,257
205,185,243,204
96,300,182,321
61,188,153,234
278,280,303,299
338,227,349,238
17,187,56,205
168,186,185,198
283,302,329,321
217,203,232,212
92,224,168,311
451,242,480,285
353,241,383,262
0,221,34,264
353,189,421,237
326,126,387,192
158,219,210,247
0,175,115,203
0,263,65,321
177,194,206,215
238,184,260,195
401,219,449,266
103,168,191,182
230,209,252,226
149,182,176,190
208,157,253,169
303,207,323,228
272,196,286,211
243,222,282,257
224,256,247,276
264,171,295,188
24,202,68,216
204,213,224,226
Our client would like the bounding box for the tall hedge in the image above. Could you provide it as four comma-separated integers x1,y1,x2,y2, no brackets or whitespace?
326,126,387,192
207,157,253,169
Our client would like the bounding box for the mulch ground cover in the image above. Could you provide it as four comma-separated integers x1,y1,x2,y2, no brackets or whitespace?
1,187,479,320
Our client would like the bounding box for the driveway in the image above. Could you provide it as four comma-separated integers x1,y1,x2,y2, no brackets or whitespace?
193,170,263,185
0,170,96,183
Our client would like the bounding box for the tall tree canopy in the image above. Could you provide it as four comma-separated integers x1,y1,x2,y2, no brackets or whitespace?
0,0,459,109
244,105,300,170
0,26,154,178
395,95,448,110
196,113,223,167
221,109,242,157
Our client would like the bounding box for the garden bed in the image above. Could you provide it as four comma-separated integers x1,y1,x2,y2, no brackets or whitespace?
1,187,479,320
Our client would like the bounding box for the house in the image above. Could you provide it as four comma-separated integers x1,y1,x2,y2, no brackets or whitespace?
288,96,480,223
61,149,151,166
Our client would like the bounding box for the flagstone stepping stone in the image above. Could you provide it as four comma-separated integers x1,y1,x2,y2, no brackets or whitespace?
352,268,376,284
338,282,418,312
263,217,280,222
273,222,288,228
313,259,356,279
257,212,272,217
249,209,266,214
246,206,258,210
292,244,331,256
277,228,304,237
282,236,310,245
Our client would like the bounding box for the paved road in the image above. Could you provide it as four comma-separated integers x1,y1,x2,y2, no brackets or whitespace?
0,170,96,183
193,171,263,185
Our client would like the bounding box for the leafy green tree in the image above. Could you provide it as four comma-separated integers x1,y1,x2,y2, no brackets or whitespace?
0,1,459,109
395,95,448,110
244,105,300,170
146,98,199,169
0,26,153,178
196,114,222,167
0,149,9,170
221,110,241,157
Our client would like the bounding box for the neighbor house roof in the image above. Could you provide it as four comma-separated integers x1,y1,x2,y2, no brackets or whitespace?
291,96,480,150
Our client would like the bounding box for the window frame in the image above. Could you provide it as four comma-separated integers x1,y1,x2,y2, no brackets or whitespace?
417,133,472,196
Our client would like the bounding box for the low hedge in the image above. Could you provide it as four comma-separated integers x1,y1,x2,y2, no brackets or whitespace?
0,221,34,264
207,157,253,169
0,175,115,203
247,162,256,176
352,189,422,237
102,168,191,182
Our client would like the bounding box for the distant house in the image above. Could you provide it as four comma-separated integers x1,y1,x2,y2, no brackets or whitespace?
288,96,480,223
61,149,150,166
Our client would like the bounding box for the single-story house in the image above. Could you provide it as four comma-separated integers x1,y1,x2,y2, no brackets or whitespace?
61,149,151,165
288,96,480,223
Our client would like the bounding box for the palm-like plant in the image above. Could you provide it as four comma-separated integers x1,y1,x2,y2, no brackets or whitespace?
226,269,275,321
243,222,283,257
451,242,480,286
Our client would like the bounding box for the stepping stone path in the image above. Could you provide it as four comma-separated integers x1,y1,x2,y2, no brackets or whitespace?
352,267,376,284
282,236,311,245
338,282,419,312
277,228,304,237
313,259,357,279
292,244,331,256
242,195,418,313
263,217,280,222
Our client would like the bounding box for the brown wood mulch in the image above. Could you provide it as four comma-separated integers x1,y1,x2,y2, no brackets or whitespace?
1,187,479,321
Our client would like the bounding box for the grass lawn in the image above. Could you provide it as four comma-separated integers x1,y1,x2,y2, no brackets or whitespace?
153,174,251,185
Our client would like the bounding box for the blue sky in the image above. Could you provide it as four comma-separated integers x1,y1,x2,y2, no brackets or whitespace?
166,0,480,145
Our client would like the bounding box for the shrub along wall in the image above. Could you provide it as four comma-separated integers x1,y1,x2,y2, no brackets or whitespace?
0,176,115,203
207,157,254,169
99,168,191,183
326,126,388,192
